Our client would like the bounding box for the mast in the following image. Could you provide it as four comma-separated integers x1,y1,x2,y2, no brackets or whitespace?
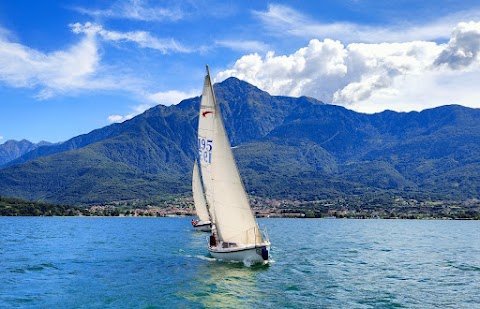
197,65,217,224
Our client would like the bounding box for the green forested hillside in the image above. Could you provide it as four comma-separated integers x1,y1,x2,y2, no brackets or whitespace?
0,77,479,205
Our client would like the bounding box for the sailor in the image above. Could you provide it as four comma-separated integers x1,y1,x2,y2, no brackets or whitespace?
191,219,196,226
210,232,217,247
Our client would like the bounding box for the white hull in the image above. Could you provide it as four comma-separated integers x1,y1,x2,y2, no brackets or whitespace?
208,243,270,264
193,222,211,232
192,220,211,232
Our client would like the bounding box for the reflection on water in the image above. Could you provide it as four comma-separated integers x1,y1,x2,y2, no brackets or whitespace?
187,262,268,308
178,232,269,308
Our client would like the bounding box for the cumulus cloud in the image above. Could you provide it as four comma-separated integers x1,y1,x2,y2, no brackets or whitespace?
217,21,480,113
217,39,348,99
74,0,183,22
332,41,442,104
434,21,480,69
70,22,191,54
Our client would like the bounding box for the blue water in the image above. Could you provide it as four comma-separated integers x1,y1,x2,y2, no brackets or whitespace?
1,218,480,308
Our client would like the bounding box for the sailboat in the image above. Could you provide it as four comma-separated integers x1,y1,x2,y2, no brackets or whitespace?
191,160,212,232
196,65,270,264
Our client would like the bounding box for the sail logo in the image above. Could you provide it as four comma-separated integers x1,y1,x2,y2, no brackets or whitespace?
202,111,213,117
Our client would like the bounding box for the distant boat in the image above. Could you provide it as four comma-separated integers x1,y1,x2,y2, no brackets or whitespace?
196,65,270,264
191,160,211,232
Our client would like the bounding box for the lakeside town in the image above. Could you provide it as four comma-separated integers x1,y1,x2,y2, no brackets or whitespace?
78,196,480,219
2,195,480,219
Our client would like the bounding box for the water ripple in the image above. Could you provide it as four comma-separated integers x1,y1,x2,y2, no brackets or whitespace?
1,217,480,308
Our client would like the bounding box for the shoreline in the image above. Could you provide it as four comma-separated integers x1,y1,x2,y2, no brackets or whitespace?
2,196,480,219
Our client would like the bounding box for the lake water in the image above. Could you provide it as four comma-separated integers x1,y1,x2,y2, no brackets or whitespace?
1,217,480,308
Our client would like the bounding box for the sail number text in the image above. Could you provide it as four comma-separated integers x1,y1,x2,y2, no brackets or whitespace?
198,138,213,164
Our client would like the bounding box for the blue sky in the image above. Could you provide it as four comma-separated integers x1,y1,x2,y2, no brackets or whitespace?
1,0,480,143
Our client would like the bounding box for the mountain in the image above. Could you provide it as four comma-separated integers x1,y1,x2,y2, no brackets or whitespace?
0,77,479,204
0,139,51,166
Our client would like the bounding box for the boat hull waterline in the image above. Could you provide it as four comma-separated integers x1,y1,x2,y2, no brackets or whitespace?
193,222,212,232
208,244,270,264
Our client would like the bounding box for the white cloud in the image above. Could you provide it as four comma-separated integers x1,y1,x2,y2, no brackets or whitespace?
0,26,13,41
217,39,349,99
0,30,99,96
108,115,126,123
254,4,480,43
332,41,442,104
107,103,150,123
70,22,191,54
0,23,162,101
0,135,3,143
434,21,480,69
0,20,194,102
217,21,480,113
107,89,199,123
74,0,183,22
148,89,199,105
348,69,480,113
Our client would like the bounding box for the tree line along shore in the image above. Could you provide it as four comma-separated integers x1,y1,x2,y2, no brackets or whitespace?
1,195,480,219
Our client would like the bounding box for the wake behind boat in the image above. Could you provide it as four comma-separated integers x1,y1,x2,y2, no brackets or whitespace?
196,66,270,264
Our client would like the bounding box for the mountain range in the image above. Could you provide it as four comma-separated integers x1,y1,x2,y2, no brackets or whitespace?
0,140,51,166
0,77,479,205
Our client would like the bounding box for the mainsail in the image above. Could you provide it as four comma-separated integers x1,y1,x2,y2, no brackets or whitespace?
198,66,264,246
192,160,210,223
197,68,216,224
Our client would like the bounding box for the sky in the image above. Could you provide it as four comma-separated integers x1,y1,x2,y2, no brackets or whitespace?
1,0,480,143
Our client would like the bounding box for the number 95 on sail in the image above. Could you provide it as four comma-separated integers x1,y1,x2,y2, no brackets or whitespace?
198,138,213,164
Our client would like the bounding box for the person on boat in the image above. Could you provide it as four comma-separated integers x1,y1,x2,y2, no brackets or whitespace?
209,232,217,247
191,219,196,226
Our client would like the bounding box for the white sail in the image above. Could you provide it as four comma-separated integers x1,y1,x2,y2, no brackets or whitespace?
192,160,210,223
201,66,264,246
197,70,216,223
